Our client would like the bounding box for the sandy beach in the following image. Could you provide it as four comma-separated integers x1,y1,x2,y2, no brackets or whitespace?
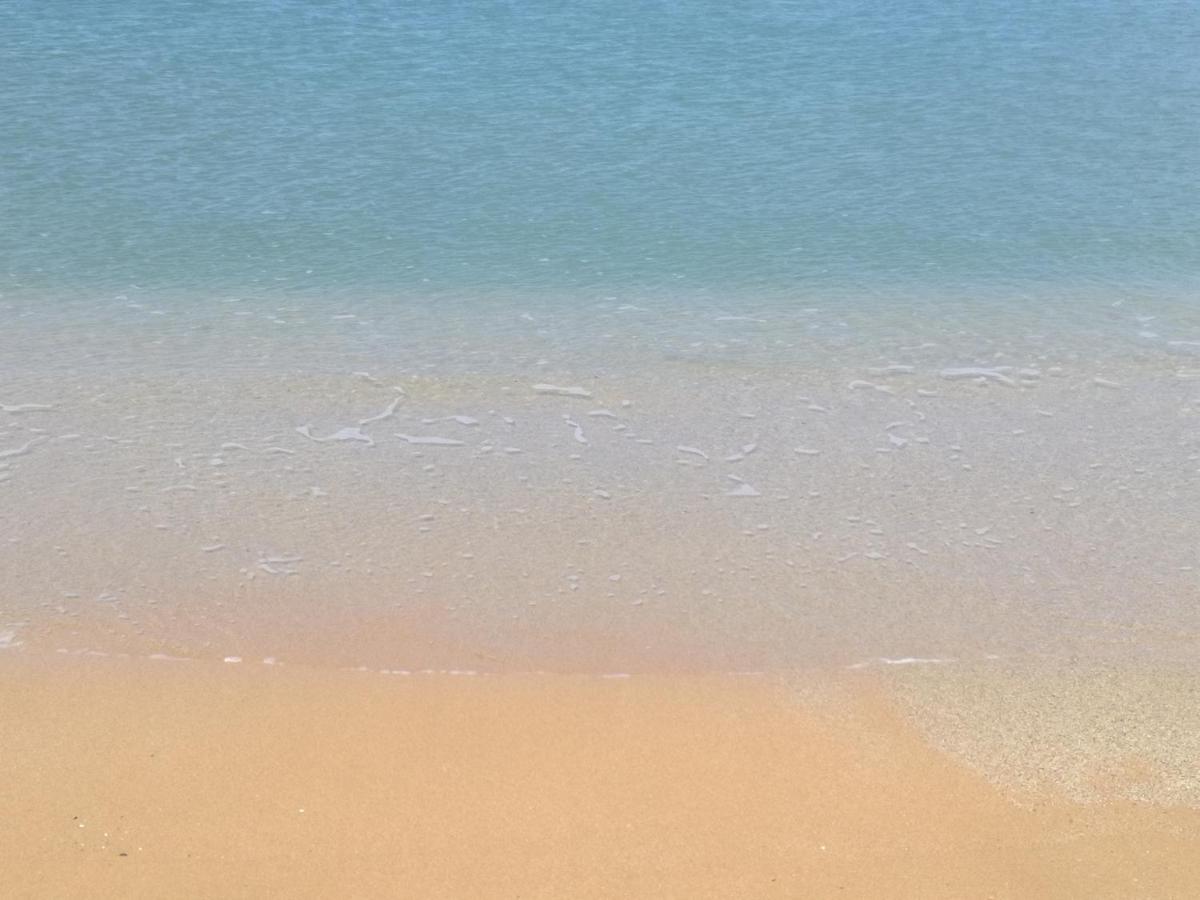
5,2,1200,895
5,653,1199,899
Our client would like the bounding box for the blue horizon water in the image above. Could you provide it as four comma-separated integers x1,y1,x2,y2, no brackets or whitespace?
2,0,1198,309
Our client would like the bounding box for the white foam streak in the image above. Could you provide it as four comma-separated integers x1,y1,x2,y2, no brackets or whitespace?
396,433,466,446
532,384,593,398
358,396,402,426
296,425,375,446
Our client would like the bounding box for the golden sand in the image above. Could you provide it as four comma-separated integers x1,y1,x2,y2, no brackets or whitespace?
4,655,1199,899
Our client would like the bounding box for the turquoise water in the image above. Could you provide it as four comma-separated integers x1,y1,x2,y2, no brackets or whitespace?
3,0,1198,306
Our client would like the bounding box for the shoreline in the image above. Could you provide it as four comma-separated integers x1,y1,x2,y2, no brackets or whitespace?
5,653,1200,898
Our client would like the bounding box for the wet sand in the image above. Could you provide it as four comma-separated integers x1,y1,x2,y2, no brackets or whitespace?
5,654,1199,899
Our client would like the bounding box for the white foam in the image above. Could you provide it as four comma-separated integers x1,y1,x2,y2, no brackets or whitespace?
0,437,47,460
296,425,374,446
886,656,952,666
847,655,955,670
0,628,23,649
532,384,593,399
1,403,54,413
676,445,709,461
258,554,301,575
396,433,466,446
725,475,761,497
848,380,895,394
358,396,402,426
563,417,588,444
939,367,1017,387
724,442,758,462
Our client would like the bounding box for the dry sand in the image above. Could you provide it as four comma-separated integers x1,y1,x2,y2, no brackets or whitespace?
4,654,1200,899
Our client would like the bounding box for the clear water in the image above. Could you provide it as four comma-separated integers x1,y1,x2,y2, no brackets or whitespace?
3,0,1197,307
3,1,1200,673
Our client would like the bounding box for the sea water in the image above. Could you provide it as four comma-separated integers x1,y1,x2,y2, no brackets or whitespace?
2,0,1198,671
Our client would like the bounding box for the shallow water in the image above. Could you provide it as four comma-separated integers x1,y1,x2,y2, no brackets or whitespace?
5,315,1200,671
2,1,1199,672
